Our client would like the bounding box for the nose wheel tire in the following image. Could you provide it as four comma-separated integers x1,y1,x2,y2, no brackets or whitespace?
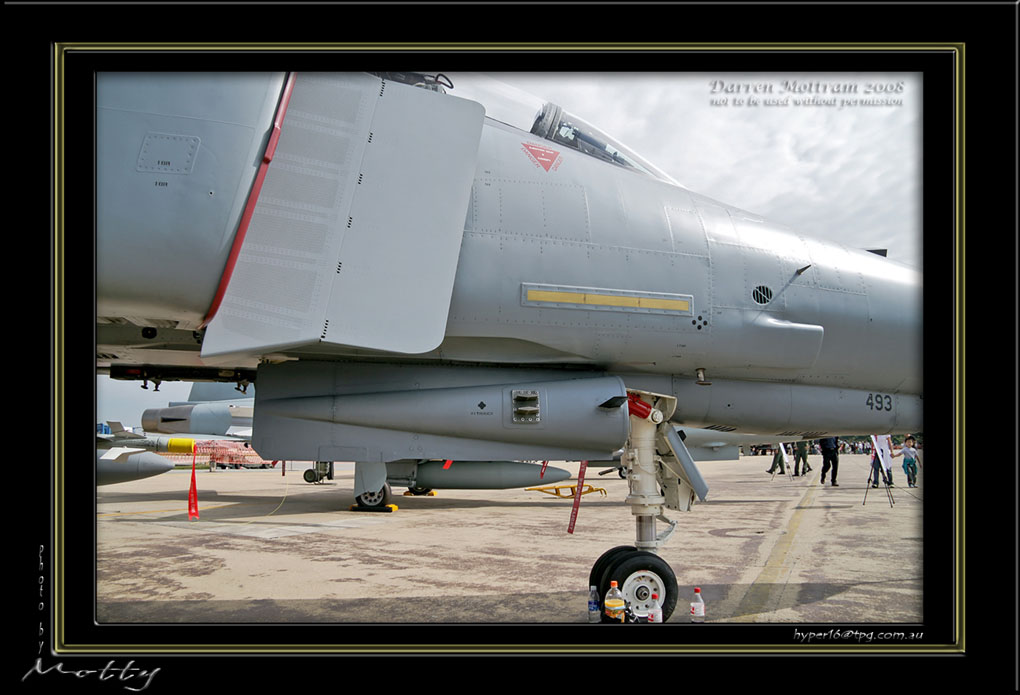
596,549,678,622
355,483,393,508
589,545,637,592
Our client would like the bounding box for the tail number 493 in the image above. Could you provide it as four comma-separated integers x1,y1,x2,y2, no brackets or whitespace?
866,393,893,411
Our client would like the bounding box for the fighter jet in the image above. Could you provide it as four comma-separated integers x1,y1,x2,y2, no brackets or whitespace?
95,71,922,619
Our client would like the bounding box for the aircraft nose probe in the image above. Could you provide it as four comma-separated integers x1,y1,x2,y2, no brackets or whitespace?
589,389,708,622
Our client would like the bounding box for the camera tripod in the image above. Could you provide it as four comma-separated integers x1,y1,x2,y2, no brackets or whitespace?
863,460,895,508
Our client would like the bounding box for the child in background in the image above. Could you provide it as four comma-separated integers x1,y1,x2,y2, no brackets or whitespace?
891,434,922,488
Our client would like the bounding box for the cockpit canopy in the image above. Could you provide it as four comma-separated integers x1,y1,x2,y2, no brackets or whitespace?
373,71,678,185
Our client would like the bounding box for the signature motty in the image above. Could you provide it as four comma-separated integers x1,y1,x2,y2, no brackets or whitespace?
23,659,160,692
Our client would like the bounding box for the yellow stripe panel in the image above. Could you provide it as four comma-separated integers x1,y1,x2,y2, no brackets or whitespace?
588,294,635,307
638,297,690,311
527,289,689,312
527,290,587,304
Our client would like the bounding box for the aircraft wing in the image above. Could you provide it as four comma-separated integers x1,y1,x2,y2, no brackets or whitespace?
200,73,486,358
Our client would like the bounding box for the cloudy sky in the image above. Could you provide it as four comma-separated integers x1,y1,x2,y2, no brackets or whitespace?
98,70,922,427
483,72,922,270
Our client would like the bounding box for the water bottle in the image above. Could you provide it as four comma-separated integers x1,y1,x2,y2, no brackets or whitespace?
690,587,706,623
647,593,663,623
588,585,601,623
604,580,626,622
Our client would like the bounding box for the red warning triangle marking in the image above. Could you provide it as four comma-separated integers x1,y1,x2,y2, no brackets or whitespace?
522,142,561,172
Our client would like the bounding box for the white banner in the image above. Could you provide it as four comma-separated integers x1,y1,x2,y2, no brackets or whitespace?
870,435,893,472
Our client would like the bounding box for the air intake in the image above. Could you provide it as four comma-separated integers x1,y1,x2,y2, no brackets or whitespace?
752,285,773,305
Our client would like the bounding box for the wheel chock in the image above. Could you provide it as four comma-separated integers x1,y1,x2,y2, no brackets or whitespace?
402,490,437,496
349,504,399,513
525,484,608,499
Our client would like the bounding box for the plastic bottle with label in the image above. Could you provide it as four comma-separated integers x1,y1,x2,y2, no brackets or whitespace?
690,587,706,623
647,593,663,623
588,585,601,623
604,581,626,622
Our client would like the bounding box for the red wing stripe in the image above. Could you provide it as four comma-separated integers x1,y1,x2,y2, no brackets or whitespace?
200,72,297,329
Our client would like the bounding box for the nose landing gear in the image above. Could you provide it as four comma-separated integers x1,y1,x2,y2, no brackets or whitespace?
589,389,708,622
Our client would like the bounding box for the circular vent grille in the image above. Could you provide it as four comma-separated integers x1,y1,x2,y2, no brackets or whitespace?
752,285,773,305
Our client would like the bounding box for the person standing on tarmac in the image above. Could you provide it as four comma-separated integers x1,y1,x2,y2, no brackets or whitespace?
890,434,922,488
819,436,839,486
765,444,786,475
792,440,812,477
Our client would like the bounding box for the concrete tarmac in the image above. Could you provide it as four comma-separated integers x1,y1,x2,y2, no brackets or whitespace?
96,453,922,624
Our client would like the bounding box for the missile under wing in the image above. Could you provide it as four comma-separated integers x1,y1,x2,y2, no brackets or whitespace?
95,422,194,485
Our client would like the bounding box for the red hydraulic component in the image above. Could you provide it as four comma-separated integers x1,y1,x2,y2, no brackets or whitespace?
627,392,653,420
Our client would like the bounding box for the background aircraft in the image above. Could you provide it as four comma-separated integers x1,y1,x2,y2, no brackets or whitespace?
96,71,922,619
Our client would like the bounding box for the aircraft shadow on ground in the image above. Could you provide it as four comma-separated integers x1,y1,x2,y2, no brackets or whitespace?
98,487,627,523
96,577,919,624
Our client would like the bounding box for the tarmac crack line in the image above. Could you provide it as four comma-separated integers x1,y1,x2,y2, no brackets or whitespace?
732,480,819,621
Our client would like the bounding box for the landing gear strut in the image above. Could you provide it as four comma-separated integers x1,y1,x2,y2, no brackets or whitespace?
589,389,707,622
303,461,334,484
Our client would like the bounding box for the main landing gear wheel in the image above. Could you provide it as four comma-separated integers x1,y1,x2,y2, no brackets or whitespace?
355,483,393,508
596,549,678,622
303,469,320,484
406,486,433,496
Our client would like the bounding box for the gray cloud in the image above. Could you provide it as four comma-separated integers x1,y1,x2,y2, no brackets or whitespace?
488,72,922,270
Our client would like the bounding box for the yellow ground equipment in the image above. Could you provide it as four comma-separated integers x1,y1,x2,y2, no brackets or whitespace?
525,484,607,499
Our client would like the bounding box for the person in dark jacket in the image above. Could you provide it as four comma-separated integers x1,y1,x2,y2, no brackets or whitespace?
819,437,839,486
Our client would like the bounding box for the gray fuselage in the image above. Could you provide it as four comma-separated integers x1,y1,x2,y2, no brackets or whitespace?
96,72,922,440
